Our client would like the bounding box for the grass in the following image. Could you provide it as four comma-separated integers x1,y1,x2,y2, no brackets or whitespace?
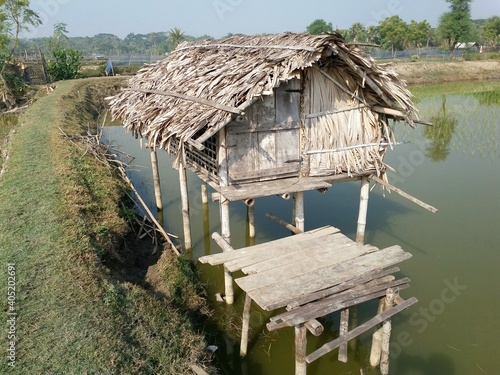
409,80,500,100
0,78,215,374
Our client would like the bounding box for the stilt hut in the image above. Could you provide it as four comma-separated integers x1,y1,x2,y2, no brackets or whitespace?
107,31,419,191
107,32,434,375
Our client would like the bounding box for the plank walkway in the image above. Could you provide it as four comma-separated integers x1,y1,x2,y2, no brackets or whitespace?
199,226,413,311
199,226,417,374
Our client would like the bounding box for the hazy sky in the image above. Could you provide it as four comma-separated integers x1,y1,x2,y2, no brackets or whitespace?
22,0,500,39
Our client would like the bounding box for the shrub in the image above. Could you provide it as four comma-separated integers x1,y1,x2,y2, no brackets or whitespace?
47,48,83,81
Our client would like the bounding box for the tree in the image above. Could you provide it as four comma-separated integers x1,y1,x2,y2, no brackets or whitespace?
379,16,409,57
306,19,333,35
437,0,473,58
408,20,431,54
482,16,500,48
168,27,185,49
346,22,367,43
0,0,41,107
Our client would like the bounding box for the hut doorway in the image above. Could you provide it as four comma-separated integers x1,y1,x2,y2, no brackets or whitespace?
226,78,301,185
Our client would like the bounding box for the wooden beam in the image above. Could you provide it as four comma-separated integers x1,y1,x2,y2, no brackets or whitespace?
338,309,349,362
295,324,308,375
240,293,252,357
370,175,438,213
305,297,418,364
265,211,303,235
356,177,370,244
127,88,243,115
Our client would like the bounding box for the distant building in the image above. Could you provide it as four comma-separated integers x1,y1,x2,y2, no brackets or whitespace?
455,42,481,52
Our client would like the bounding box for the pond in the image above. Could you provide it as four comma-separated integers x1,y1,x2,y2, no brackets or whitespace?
102,83,500,375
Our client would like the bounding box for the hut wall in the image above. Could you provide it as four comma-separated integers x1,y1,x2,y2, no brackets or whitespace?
224,78,301,185
302,67,383,177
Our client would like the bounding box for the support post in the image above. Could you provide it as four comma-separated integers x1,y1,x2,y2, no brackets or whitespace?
240,293,252,357
338,308,349,362
247,204,255,240
380,289,395,375
179,164,192,251
293,191,305,232
201,181,208,204
356,177,370,245
150,148,163,211
370,288,395,370
220,196,234,304
295,324,307,375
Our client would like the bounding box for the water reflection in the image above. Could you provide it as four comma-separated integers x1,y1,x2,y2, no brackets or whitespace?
424,96,458,162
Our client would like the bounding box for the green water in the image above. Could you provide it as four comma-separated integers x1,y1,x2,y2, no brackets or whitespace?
102,85,500,375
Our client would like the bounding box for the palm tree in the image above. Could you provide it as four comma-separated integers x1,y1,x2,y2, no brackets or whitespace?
168,27,185,49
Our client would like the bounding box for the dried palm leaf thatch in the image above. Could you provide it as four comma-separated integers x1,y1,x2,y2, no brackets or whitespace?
106,31,418,171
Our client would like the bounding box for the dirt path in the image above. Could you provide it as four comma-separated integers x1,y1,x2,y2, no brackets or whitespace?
393,60,500,85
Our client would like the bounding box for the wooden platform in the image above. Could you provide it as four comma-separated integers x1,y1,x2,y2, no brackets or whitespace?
199,226,413,311
199,226,417,374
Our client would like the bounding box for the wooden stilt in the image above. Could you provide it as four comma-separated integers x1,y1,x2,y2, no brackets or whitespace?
150,148,163,211
203,200,210,256
380,289,395,375
370,288,395,369
295,324,307,375
293,191,305,232
179,164,192,251
201,181,208,204
247,204,255,240
356,177,370,245
240,293,252,357
220,196,234,304
338,308,349,362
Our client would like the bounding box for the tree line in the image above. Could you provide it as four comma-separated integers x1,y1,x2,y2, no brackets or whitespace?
308,0,500,57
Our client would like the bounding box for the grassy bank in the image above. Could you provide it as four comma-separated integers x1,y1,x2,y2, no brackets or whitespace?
393,60,500,85
0,78,214,374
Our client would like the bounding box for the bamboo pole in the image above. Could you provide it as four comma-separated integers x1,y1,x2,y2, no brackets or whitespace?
150,149,163,212
370,288,396,369
380,289,395,375
356,177,370,245
293,191,305,232
240,293,252,357
370,175,438,213
179,164,192,251
338,308,349,363
247,204,255,239
295,324,308,375
117,166,179,256
265,211,303,235
203,200,210,256
220,198,233,304
201,181,208,204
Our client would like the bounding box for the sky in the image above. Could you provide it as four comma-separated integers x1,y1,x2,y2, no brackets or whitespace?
21,0,500,40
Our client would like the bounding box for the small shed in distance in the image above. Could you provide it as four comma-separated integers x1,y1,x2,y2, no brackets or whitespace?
108,32,419,198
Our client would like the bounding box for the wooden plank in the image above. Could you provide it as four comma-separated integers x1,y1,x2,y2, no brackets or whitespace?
236,242,377,285
240,237,363,274
219,176,332,201
283,279,411,327
245,246,412,310
269,275,402,325
267,283,410,332
305,297,418,364
229,165,299,182
229,231,349,272
226,231,347,272
285,267,400,310
198,226,339,265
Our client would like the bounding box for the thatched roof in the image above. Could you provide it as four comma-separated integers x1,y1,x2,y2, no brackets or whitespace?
107,31,418,151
